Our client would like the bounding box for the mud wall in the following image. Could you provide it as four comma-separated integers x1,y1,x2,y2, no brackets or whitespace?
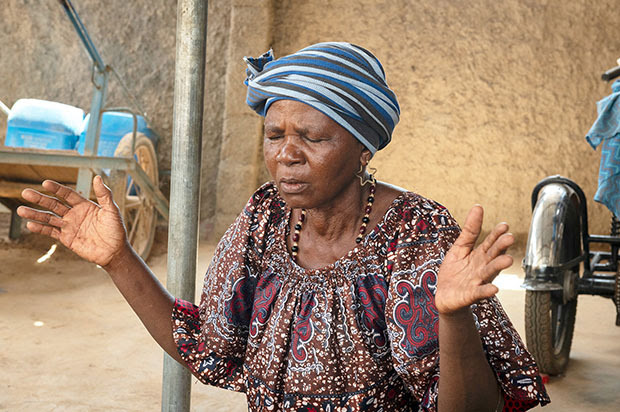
2,0,620,246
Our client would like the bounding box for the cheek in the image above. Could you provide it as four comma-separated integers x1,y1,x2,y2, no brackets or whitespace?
263,144,277,172
313,153,355,185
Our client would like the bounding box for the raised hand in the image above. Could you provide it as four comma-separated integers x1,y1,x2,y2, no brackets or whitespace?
17,176,128,267
435,205,514,315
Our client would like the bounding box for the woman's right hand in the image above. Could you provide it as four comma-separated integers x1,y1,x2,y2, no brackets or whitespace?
17,175,128,267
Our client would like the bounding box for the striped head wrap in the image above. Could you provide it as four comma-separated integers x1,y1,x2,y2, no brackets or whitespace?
244,42,400,154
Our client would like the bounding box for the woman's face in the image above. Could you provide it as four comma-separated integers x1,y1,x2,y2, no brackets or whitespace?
263,100,370,209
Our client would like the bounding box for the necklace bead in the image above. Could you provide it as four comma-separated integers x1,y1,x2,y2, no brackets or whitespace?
292,183,376,260
291,209,306,260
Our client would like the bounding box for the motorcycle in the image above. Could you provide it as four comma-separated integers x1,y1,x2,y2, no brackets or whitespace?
522,61,620,375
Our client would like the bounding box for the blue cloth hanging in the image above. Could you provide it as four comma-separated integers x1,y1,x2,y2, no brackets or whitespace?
586,79,620,217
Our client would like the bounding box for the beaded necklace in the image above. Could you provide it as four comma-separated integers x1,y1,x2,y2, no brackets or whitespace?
290,181,376,262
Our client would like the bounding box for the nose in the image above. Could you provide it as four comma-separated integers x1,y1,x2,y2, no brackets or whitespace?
275,136,304,166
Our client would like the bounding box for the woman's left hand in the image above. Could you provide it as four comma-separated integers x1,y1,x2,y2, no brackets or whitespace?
434,205,514,316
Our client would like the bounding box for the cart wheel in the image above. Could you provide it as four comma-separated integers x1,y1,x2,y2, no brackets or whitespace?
110,133,159,261
525,288,578,375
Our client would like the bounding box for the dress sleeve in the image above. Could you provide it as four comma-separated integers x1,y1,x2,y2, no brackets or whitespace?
171,184,278,391
384,200,550,411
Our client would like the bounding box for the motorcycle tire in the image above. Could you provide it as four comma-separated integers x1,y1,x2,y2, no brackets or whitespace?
525,289,577,375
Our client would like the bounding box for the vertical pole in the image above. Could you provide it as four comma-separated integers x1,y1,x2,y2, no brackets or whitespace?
162,0,208,411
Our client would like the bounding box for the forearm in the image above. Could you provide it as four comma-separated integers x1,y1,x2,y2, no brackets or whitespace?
103,242,184,365
438,308,500,412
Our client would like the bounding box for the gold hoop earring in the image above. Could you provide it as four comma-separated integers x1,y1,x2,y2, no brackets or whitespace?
357,165,377,186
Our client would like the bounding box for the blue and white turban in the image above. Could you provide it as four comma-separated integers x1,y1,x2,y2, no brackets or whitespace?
244,42,400,154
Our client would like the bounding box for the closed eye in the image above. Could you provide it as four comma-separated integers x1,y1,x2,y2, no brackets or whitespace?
304,135,328,143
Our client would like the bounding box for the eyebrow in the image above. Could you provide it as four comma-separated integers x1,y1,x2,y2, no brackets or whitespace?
263,125,313,137
263,124,283,134
294,126,311,136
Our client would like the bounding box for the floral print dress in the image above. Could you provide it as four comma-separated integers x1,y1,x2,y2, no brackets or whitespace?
172,183,550,411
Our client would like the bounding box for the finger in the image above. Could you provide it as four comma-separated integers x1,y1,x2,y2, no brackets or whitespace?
93,175,116,210
25,221,61,240
17,206,64,227
471,283,500,302
486,232,515,259
452,205,484,258
20,189,71,217
479,254,514,283
479,222,509,254
41,180,86,207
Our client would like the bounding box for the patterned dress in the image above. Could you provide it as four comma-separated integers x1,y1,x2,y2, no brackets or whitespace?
172,183,550,411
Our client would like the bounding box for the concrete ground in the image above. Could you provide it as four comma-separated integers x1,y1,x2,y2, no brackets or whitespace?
1,215,619,411
494,271,620,410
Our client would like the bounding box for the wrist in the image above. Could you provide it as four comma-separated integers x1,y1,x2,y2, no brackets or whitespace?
102,240,135,273
438,306,472,321
438,307,479,344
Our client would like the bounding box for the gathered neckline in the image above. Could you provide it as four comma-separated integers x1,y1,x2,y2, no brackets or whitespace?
274,190,410,275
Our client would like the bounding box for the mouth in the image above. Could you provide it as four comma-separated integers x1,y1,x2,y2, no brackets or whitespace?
279,178,309,194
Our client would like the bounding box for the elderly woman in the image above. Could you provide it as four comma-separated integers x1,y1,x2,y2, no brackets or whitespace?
17,42,549,411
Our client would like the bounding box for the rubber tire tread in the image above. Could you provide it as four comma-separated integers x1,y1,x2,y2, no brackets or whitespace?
525,290,577,375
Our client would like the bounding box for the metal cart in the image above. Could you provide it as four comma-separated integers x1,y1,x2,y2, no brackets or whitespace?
0,0,168,260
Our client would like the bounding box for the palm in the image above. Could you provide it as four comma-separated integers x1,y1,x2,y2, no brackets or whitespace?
435,206,514,315
17,176,128,267
57,200,125,265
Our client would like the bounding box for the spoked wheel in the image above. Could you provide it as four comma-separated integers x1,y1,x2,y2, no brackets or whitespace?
110,133,159,260
525,289,577,375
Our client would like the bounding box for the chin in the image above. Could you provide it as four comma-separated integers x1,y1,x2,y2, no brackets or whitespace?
277,192,306,209
274,190,313,210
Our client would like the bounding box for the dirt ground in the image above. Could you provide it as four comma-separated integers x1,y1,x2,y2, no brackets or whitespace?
1,210,620,411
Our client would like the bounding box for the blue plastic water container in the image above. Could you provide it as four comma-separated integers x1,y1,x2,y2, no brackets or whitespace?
77,111,154,156
4,99,84,150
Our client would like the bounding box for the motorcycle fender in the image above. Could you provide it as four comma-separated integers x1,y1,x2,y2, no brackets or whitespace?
522,183,581,291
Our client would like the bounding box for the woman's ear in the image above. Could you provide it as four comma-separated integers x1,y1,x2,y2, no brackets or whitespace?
360,148,372,167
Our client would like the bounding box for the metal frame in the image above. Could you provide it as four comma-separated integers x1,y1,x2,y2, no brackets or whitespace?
0,150,168,220
59,0,108,197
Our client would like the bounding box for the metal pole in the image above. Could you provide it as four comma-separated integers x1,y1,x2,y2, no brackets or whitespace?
162,0,208,411
58,0,106,72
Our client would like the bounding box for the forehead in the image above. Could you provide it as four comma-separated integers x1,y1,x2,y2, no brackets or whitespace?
264,100,340,134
